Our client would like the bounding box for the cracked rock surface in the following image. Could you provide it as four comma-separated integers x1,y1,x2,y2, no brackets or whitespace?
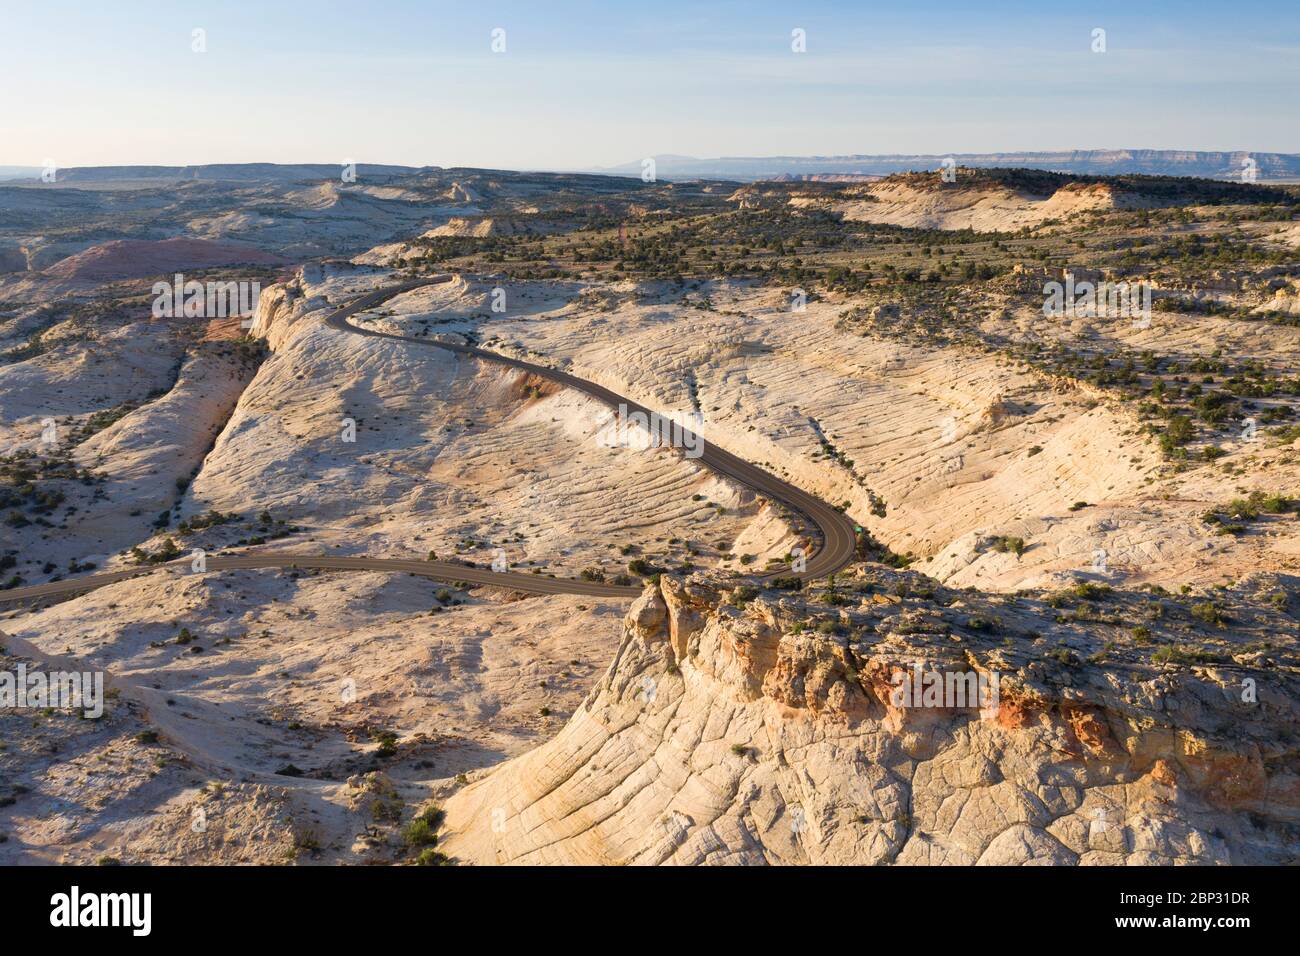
443,568,1300,865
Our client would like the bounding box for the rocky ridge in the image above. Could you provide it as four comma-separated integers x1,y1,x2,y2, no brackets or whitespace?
443,567,1300,865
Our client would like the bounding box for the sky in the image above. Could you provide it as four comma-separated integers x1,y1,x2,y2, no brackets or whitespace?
4,0,1298,171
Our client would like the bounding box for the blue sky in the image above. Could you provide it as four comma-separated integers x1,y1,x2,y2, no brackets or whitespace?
5,0,1298,169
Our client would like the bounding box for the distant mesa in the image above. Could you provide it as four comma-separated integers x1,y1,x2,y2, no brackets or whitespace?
31,162,436,186
733,166,1284,232
770,173,884,183
590,149,1300,183
0,165,41,182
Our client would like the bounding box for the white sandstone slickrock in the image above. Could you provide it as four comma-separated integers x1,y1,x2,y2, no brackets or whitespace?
442,572,1299,865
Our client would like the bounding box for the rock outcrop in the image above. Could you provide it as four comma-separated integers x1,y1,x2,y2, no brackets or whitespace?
443,570,1300,865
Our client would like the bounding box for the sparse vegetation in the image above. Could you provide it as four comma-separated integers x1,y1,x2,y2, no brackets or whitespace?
403,806,446,848
992,536,1026,557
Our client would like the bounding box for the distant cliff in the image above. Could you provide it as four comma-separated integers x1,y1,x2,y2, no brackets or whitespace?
592,150,1300,183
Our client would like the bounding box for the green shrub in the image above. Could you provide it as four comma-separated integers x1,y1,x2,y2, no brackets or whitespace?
1190,602,1226,627
372,730,399,757
403,806,445,847
1226,497,1260,520
1159,415,1194,454
1257,491,1293,514
1048,647,1080,666
1153,644,1227,665
992,536,1025,557
1069,582,1111,601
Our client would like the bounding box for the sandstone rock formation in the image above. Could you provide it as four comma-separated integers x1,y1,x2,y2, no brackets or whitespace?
443,571,1299,865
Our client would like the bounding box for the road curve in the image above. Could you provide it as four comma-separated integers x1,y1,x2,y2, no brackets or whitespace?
1,277,858,607
326,277,860,579
0,553,640,605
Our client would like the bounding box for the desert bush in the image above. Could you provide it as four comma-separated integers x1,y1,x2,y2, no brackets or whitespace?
993,536,1025,557
403,806,446,848
1069,581,1111,601
1153,644,1227,665
371,729,399,758
1190,602,1227,627
1158,415,1194,454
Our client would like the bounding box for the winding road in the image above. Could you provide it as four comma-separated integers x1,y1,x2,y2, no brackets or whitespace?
1,277,859,606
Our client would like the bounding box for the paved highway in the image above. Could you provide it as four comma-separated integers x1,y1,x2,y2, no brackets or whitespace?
326,278,860,579
0,553,640,604
1,277,858,606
